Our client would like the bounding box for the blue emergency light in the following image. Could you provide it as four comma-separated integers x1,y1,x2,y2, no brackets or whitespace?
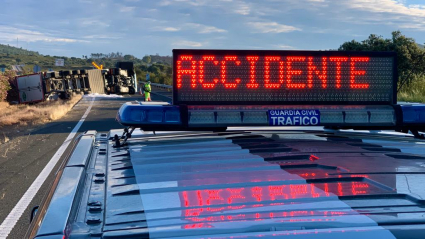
117,102,181,126
116,101,425,133
400,104,425,125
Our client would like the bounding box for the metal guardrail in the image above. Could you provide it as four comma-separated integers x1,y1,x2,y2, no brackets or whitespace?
152,83,173,89
142,82,172,90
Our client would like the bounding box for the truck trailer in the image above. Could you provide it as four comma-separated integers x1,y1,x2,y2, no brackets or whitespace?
15,61,137,102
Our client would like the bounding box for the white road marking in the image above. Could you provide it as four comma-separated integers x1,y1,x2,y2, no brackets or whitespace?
0,97,95,239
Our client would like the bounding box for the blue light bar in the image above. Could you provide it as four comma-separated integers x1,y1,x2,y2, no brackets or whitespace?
116,102,182,127
116,102,425,134
401,104,425,125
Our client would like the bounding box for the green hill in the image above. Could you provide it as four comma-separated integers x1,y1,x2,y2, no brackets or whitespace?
0,44,40,56
0,43,173,84
0,44,171,72
0,44,93,71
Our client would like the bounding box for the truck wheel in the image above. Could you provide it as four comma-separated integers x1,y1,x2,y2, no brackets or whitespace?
129,86,135,95
50,94,59,101
59,93,70,99
61,70,71,76
115,85,122,94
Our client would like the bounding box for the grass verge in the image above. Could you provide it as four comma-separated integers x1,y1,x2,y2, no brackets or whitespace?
398,92,425,103
0,95,82,128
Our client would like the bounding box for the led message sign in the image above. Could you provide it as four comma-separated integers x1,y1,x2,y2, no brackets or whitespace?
173,50,396,105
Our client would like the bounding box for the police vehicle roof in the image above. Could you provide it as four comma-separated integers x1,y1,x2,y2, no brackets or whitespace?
29,127,425,239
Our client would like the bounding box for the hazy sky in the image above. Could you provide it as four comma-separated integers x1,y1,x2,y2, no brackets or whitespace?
0,0,424,58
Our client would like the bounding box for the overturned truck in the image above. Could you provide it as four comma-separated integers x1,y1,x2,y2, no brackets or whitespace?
43,69,105,99
17,62,137,103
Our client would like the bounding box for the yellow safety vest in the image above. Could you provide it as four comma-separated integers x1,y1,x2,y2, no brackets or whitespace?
144,83,151,93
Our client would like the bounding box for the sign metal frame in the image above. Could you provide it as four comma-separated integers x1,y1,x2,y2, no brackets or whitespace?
172,49,398,105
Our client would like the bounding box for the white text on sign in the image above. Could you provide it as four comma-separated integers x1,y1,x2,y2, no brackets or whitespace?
268,110,320,126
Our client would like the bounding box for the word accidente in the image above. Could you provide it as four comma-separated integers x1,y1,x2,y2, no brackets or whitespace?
176,55,371,90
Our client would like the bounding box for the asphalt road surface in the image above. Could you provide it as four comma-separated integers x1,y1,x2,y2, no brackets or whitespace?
0,92,171,239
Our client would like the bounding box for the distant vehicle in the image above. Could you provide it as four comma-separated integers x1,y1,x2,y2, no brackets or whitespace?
27,50,425,239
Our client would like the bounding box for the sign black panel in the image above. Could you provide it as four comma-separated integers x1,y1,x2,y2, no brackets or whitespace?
173,50,397,105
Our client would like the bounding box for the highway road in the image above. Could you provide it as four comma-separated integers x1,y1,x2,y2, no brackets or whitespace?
0,92,171,239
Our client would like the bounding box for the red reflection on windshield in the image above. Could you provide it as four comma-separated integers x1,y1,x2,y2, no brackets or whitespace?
227,188,245,203
252,186,263,202
183,184,324,210
352,182,370,195
269,185,288,200
181,182,373,229
309,155,320,161
182,182,373,209
182,209,350,229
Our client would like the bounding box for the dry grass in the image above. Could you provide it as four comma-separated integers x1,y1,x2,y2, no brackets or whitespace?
0,95,82,128
398,78,425,103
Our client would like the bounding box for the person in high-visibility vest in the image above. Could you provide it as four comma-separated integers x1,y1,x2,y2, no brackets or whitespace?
144,81,152,102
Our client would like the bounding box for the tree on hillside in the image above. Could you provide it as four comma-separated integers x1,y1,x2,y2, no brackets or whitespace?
124,55,135,61
142,55,151,64
149,65,161,74
339,31,425,91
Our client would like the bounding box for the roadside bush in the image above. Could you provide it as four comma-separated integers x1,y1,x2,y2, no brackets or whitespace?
339,31,425,92
0,71,13,101
398,76,425,103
